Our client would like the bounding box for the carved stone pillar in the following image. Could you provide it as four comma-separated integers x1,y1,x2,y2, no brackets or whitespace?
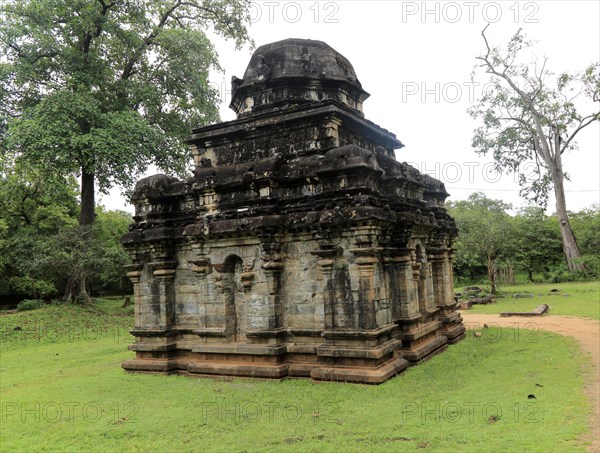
311,245,339,330
430,252,445,307
394,252,419,319
149,259,178,329
383,254,398,319
413,260,425,311
190,256,210,328
124,263,144,329
425,256,436,311
352,249,379,330
430,249,453,308
447,249,457,303
262,261,283,330
431,247,465,344
258,233,284,332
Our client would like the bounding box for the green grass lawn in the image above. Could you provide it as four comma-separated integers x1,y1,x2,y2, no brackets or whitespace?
464,281,600,319
0,300,593,452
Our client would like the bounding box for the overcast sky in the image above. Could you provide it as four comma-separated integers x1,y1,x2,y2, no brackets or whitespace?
101,0,600,214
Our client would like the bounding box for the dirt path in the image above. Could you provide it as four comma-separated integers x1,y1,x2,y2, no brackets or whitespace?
462,313,600,452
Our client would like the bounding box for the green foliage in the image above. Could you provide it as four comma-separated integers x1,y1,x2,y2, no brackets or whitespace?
0,161,79,233
0,159,134,299
545,262,571,284
90,208,133,295
450,193,599,286
570,205,600,276
16,299,44,311
448,192,514,292
1,0,253,193
0,160,78,298
540,206,600,281
574,256,600,278
0,218,8,273
9,276,56,299
511,207,563,281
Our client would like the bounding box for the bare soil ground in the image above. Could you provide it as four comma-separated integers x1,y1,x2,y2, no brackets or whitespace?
462,313,600,452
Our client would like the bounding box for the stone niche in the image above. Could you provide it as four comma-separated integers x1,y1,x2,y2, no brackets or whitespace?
122,38,465,384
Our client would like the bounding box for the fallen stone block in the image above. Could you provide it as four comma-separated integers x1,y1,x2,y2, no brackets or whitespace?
500,304,549,317
459,301,472,310
469,295,493,305
514,293,534,299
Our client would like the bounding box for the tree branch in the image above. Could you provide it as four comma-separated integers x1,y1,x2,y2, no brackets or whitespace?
82,0,114,54
477,28,555,166
121,1,183,80
561,113,600,153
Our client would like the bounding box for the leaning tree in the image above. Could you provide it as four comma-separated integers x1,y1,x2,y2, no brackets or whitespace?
0,0,253,302
469,26,599,272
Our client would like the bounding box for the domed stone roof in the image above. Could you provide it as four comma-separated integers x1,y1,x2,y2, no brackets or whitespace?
240,38,363,89
230,38,370,117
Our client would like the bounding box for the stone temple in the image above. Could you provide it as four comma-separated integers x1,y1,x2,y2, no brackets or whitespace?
122,38,465,384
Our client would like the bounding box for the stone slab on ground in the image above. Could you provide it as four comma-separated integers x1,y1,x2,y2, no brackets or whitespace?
500,304,549,317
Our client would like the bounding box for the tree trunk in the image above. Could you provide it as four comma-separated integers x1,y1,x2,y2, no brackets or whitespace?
79,170,96,227
64,274,90,304
487,256,497,294
63,170,95,304
551,156,587,272
527,268,533,283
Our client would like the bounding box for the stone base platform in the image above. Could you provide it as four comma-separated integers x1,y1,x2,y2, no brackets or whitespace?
123,353,409,384
124,318,464,382
442,324,466,344
123,323,417,384
395,316,450,365
398,335,448,365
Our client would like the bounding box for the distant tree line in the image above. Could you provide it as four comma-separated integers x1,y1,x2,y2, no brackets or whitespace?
449,192,599,292
0,162,132,303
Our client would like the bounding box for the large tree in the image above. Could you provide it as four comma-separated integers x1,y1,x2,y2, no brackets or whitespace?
0,0,252,302
469,26,599,272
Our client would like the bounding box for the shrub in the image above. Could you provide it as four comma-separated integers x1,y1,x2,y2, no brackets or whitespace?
575,255,599,279
9,276,56,299
544,263,567,283
16,299,44,311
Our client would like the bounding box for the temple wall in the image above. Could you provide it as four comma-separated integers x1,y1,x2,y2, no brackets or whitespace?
132,231,450,339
